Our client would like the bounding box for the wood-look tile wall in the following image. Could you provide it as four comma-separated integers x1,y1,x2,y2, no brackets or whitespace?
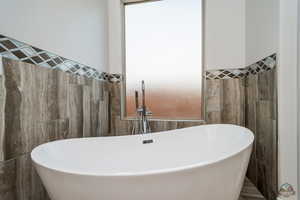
108,78,246,136
0,58,110,199
245,70,278,200
0,58,277,200
0,75,5,161
108,70,277,200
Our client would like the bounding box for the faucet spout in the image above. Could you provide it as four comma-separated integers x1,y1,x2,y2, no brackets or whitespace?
134,80,152,134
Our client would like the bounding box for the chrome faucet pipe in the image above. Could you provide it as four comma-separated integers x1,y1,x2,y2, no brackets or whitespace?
142,80,146,112
141,80,148,134
132,80,152,134
135,91,139,110
132,90,141,135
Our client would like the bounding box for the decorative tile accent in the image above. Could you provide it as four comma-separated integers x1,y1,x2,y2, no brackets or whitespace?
0,34,106,81
205,68,249,80
107,73,122,83
106,54,277,82
0,34,276,82
205,54,276,80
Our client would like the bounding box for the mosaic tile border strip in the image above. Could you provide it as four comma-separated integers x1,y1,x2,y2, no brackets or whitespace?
106,73,122,83
108,54,277,82
0,34,276,82
205,54,276,80
0,34,106,81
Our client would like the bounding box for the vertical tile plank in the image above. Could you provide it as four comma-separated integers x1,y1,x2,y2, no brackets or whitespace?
256,101,273,200
271,119,278,199
0,75,6,161
15,154,50,200
91,100,100,137
149,121,178,132
68,84,83,138
3,59,64,160
91,79,103,102
98,91,110,136
205,79,223,124
56,70,70,120
245,74,258,133
82,86,92,137
180,121,204,128
245,74,258,186
34,66,59,121
257,71,273,101
34,119,69,143
221,78,245,125
0,159,17,200
0,154,50,200
3,59,22,161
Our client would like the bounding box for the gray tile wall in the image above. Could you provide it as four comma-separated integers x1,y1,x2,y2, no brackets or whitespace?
245,69,278,200
0,58,110,199
108,78,246,136
0,55,277,200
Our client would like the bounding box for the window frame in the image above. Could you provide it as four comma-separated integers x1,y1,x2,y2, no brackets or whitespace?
120,0,206,122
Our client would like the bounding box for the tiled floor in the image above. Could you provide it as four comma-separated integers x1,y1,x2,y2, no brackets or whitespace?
239,178,266,200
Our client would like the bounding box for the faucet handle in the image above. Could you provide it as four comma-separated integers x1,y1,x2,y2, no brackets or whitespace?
146,110,152,116
137,107,143,113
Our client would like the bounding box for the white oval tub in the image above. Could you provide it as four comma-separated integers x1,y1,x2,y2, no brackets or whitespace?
31,124,254,200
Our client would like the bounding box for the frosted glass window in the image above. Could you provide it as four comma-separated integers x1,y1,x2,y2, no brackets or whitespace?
124,0,203,120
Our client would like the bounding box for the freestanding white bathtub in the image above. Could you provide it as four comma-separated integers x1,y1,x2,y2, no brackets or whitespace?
31,124,254,200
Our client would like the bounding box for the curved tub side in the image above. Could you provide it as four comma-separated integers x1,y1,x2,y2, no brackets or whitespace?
31,124,254,177
33,144,253,200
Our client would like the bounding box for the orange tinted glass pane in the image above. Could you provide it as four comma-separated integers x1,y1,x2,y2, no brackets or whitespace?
125,0,203,120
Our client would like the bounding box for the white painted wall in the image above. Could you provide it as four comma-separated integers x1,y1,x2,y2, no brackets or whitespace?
204,0,245,70
108,0,124,74
207,0,279,68
108,0,247,73
108,0,278,73
0,0,108,72
206,0,279,69
246,0,279,66
278,0,298,199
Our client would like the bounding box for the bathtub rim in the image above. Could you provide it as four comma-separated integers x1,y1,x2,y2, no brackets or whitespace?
31,124,254,177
